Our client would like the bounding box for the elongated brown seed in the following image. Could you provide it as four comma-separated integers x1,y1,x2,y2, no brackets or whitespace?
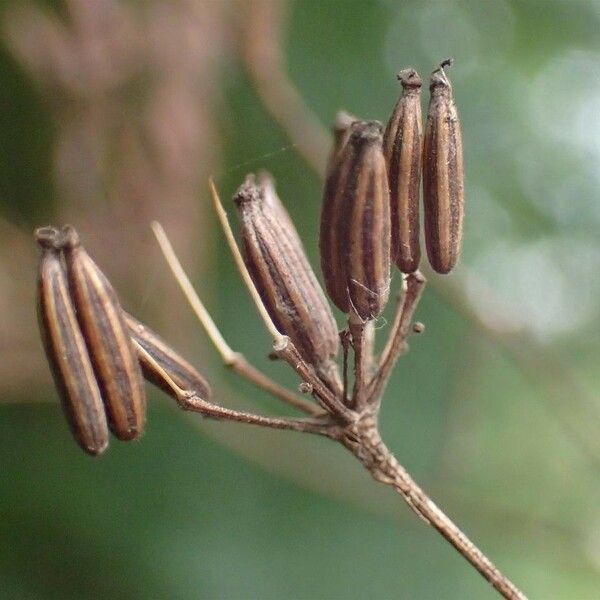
35,227,109,456
423,59,464,274
61,225,146,441
383,68,423,273
124,312,211,401
234,173,340,388
320,120,391,320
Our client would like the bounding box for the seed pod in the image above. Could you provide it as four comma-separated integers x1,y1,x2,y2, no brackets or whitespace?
234,174,340,387
383,68,423,274
35,227,109,456
423,59,464,274
320,120,391,320
62,225,146,441
124,312,211,401
257,170,302,250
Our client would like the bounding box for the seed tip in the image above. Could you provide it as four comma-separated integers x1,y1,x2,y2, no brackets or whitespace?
61,224,81,249
34,226,61,250
430,59,454,89
350,120,383,144
333,110,356,133
233,173,262,207
397,68,421,88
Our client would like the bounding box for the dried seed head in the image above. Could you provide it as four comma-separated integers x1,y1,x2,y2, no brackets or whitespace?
320,120,391,320
62,225,146,441
35,227,109,456
423,59,464,274
234,173,340,388
124,312,211,401
383,68,423,274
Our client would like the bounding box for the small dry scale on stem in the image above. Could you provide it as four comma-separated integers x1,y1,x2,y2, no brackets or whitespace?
34,60,525,599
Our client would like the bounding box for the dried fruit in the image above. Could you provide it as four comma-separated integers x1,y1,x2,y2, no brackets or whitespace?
35,227,109,456
383,68,423,274
234,174,340,387
423,59,464,274
62,225,146,441
124,312,211,401
320,120,391,320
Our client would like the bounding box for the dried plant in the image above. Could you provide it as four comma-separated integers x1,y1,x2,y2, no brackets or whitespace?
1,0,231,392
34,54,525,597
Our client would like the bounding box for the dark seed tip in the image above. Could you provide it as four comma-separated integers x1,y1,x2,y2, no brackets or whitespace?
35,226,62,250
233,174,261,207
350,120,383,145
397,68,421,88
61,224,82,249
430,59,454,89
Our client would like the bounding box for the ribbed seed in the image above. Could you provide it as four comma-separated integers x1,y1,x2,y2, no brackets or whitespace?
234,173,340,387
35,227,109,456
62,225,146,441
257,171,302,250
124,312,211,401
423,59,464,274
383,68,423,274
320,120,391,320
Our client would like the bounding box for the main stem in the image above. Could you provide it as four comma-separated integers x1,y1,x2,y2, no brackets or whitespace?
339,421,526,600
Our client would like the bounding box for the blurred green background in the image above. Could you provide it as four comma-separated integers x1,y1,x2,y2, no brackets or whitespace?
1,1,600,598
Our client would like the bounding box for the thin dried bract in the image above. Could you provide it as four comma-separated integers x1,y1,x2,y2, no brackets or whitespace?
423,59,464,274
383,68,423,274
62,225,146,441
36,227,109,456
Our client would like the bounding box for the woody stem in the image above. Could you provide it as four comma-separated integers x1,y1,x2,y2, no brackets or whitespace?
176,392,333,436
349,318,368,410
339,423,527,600
368,272,426,404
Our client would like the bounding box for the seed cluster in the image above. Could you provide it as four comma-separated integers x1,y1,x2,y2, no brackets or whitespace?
36,225,210,455
30,61,527,600
35,59,464,454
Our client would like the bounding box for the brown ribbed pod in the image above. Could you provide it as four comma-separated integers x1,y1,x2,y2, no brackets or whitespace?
423,59,464,274
234,174,340,387
124,312,211,401
320,120,391,320
383,68,423,274
35,227,109,456
62,225,146,441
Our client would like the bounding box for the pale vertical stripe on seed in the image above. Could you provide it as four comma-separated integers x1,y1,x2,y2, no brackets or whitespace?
36,228,108,456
